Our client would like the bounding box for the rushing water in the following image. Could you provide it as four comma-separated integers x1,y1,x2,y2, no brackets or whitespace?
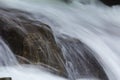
0,0,120,80
0,37,18,66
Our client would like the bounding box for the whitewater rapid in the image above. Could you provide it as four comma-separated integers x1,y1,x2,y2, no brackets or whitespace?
0,0,120,80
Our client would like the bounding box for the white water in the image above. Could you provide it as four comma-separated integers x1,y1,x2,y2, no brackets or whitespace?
0,66,67,80
0,37,18,66
0,38,68,80
0,65,100,80
0,0,120,80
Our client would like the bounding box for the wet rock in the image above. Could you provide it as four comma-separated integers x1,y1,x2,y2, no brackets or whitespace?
0,7,66,76
57,35,108,80
0,7,108,79
0,78,12,80
100,0,120,6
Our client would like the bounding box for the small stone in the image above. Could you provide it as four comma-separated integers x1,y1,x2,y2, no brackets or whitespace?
0,77,12,80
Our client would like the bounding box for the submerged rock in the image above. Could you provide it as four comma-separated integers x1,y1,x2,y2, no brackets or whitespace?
62,0,72,3
57,35,108,80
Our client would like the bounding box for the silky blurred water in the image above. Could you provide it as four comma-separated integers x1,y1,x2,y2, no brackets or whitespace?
0,0,120,80
0,37,18,66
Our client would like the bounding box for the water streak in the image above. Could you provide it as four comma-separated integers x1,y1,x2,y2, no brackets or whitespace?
0,0,120,80
0,37,18,66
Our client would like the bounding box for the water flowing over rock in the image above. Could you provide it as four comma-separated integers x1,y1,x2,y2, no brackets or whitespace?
0,7,66,76
0,7,109,80
0,37,18,66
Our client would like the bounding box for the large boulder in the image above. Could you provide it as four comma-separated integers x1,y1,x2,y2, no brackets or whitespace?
0,7,66,76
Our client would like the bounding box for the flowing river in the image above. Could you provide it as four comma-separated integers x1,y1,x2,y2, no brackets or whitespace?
0,0,120,80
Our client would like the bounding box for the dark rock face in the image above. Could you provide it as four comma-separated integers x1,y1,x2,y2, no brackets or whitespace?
0,8,66,76
100,0,120,6
57,36,108,80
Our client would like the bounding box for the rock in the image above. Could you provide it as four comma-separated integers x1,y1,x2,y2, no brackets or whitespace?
100,0,120,6
57,35,108,80
0,78,12,80
0,7,66,76
0,7,108,79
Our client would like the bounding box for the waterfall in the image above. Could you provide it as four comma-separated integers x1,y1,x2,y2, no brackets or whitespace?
0,0,120,80
0,37,18,66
